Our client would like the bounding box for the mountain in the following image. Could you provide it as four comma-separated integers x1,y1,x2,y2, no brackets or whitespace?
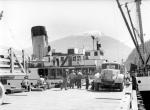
49,34,132,63
125,40,150,71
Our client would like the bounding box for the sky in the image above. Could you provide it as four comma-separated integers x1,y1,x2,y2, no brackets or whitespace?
0,0,150,50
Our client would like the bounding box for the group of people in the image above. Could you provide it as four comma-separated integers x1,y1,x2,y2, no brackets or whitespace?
21,69,90,91
21,75,47,91
61,69,90,90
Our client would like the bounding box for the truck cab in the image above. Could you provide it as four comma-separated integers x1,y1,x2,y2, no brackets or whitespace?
93,62,125,91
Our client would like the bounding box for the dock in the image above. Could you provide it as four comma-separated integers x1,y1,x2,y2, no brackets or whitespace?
0,84,137,110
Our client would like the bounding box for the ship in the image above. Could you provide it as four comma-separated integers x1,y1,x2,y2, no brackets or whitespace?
1,25,105,91
28,26,105,88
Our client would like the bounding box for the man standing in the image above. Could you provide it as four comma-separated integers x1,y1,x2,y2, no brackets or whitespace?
37,75,46,90
61,69,68,90
131,72,137,90
69,70,76,89
85,74,90,90
22,76,30,91
77,70,83,89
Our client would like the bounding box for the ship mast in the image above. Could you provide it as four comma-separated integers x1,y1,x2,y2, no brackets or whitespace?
135,0,146,66
135,0,144,52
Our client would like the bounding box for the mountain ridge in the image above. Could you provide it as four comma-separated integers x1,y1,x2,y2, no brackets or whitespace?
49,34,132,62
125,40,150,70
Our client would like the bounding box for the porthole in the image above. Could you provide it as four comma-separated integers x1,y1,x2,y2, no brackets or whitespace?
138,80,141,83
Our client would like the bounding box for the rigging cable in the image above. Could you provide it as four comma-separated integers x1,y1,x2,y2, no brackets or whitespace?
116,0,144,64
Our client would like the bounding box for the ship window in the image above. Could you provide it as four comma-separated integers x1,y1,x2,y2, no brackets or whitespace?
102,63,120,70
38,69,44,76
57,69,62,76
85,52,90,56
44,69,48,76
48,69,55,79
51,69,55,76
61,57,64,61
77,56,81,61
84,56,89,60
0,78,7,85
94,51,98,56
73,56,76,61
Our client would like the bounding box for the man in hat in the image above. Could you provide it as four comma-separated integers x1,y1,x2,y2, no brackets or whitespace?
77,70,83,89
85,74,90,90
61,69,69,90
37,75,46,90
22,76,30,91
69,70,76,89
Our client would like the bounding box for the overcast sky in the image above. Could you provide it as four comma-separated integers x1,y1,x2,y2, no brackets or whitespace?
0,0,150,50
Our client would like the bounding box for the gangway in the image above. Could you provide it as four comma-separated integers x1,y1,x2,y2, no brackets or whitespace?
0,47,28,104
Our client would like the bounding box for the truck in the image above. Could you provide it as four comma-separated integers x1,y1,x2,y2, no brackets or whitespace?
93,62,125,91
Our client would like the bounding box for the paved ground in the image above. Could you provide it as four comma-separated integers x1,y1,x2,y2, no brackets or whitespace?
0,87,127,110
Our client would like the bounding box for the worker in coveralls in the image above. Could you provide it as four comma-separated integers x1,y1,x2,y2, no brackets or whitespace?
22,76,30,91
37,75,46,90
85,74,90,90
69,70,76,89
61,69,68,90
77,70,83,89
131,72,137,90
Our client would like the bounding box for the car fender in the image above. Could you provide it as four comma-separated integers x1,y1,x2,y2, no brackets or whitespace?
93,78,101,83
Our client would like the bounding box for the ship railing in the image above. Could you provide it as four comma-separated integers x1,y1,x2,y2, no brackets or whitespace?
136,72,150,77
0,48,28,76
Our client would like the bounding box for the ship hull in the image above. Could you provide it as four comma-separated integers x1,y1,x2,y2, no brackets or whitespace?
136,76,150,109
136,76,150,91
140,91,150,110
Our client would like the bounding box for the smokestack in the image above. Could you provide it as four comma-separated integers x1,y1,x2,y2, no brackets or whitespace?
31,26,48,60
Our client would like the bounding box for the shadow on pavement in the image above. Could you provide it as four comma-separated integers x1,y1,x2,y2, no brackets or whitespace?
52,89,62,91
95,97,121,100
87,88,121,93
2,102,11,105
8,94,28,96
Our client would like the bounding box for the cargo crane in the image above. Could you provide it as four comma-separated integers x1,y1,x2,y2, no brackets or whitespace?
116,0,150,92
116,1,150,109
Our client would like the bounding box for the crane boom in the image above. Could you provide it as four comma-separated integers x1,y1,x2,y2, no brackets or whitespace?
135,0,145,55
116,0,144,64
